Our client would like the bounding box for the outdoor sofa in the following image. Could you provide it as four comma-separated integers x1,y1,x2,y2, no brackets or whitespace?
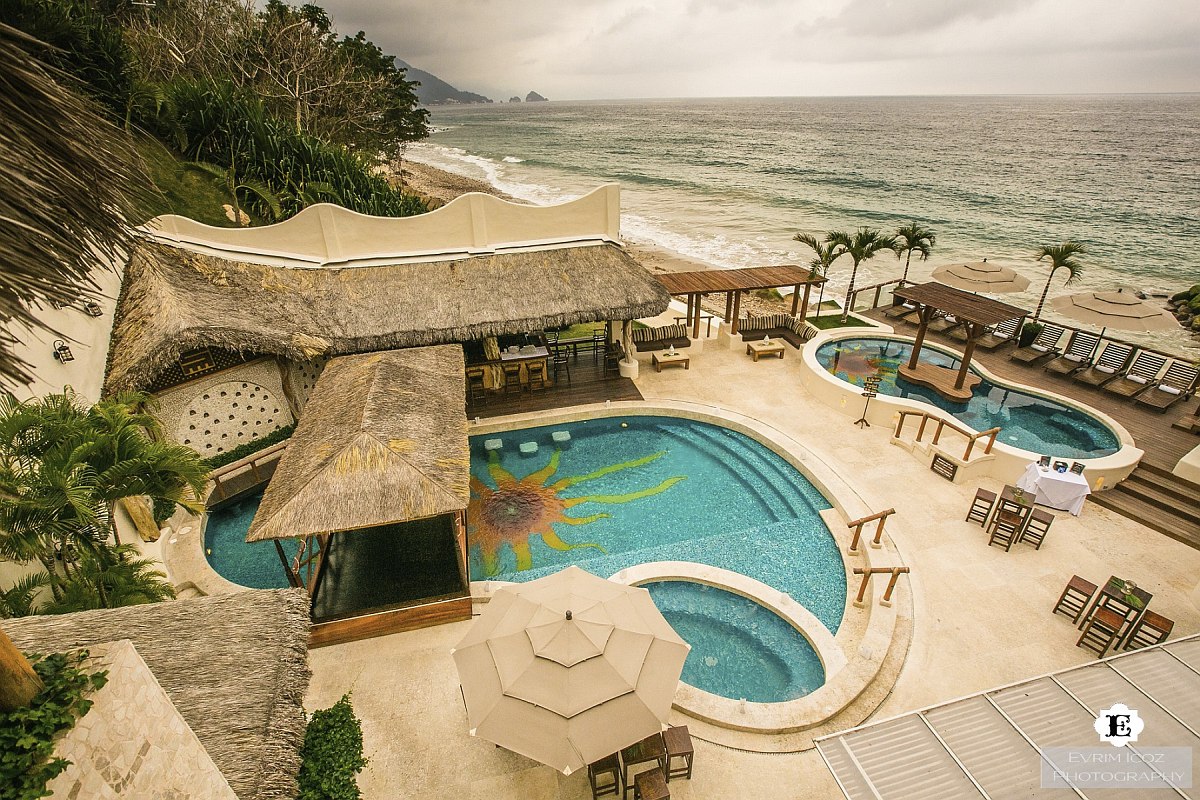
737,313,818,347
632,323,691,352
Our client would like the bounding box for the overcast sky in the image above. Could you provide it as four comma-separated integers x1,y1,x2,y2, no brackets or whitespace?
319,0,1200,100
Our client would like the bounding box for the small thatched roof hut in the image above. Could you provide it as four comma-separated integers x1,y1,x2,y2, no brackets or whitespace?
1,590,311,800
247,346,469,542
105,239,670,394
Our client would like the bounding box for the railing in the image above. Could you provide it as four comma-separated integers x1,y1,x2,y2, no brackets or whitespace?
848,278,912,313
673,313,716,338
206,441,288,505
893,410,1001,462
846,508,896,553
852,567,911,606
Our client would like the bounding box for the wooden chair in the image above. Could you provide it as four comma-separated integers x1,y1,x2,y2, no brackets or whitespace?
987,509,1022,551
604,346,623,380
501,363,523,395
965,488,997,526
551,348,572,384
633,769,669,800
466,368,487,406
1121,610,1174,651
1044,331,1100,376
663,726,694,782
588,753,622,799
1054,575,1098,624
1019,508,1054,550
1135,360,1199,413
591,329,608,364
882,301,917,320
1074,342,1134,387
1077,606,1124,658
1010,324,1065,364
621,733,665,799
976,317,1021,350
527,361,548,394
1102,351,1166,398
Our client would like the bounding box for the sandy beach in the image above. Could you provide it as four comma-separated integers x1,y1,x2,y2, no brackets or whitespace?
401,158,797,318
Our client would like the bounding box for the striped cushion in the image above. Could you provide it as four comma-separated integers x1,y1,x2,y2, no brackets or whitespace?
632,323,688,343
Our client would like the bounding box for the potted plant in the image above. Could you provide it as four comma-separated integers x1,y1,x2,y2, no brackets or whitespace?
1018,321,1044,348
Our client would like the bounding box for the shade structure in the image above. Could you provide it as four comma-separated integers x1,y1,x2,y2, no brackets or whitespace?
451,566,689,775
930,261,1031,294
1050,289,1179,333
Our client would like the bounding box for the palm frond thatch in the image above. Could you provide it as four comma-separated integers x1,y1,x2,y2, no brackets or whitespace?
0,23,148,388
248,346,469,542
1,589,311,800
105,240,671,393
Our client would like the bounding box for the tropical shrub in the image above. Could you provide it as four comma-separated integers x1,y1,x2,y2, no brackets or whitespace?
1019,322,1044,348
203,423,295,470
298,695,367,800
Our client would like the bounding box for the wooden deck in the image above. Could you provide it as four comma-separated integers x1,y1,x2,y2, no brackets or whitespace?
868,309,1200,472
469,354,641,419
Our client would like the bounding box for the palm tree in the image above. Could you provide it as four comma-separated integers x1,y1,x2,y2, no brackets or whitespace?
827,228,899,322
41,545,176,613
793,232,845,319
894,223,936,284
0,24,149,389
1032,241,1086,322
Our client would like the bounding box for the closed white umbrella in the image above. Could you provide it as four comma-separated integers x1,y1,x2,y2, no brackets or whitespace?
451,565,689,775
931,260,1031,294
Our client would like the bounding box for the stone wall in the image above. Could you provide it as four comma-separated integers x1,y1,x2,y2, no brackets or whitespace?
153,359,294,457
48,640,236,800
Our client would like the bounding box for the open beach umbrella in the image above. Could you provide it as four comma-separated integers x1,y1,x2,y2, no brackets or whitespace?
930,260,1031,294
451,565,690,775
1050,288,1179,334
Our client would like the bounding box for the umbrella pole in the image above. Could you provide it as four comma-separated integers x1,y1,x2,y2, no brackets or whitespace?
1090,327,1107,362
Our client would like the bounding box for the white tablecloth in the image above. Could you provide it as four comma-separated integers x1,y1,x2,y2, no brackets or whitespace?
1016,463,1091,515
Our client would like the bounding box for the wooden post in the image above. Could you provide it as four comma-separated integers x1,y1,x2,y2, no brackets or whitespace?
799,283,812,321
0,629,43,712
882,567,910,603
907,306,935,369
873,515,888,546
724,292,734,323
848,521,865,553
274,540,302,589
455,511,469,591
853,569,871,605
731,291,742,334
621,320,634,362
955,322,981,390
916,414,929,441
692,294,703,340
790,284,801,315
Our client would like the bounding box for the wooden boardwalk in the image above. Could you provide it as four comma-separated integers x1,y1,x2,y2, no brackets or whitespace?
469,356,641,419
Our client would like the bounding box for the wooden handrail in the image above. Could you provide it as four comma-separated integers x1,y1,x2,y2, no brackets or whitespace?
853,566,911,605
848,278,912,312
847,508,896,552
894,410,1000,462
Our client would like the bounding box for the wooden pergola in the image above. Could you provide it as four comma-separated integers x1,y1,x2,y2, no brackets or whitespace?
893,282,1028,402
655,265,825,338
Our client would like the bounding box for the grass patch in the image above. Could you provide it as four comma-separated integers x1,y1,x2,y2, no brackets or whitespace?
550,321,609,338
132,136,248,227
808,313,871,330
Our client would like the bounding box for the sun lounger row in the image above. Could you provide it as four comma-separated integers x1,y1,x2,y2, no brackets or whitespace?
884,303,1022,350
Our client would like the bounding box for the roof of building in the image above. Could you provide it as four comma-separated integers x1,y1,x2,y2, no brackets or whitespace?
893,281,1028,326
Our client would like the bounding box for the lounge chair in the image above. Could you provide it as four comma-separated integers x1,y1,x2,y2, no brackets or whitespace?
882,301,917,320
1044,331,1101,376
1173,407,1200,434
927,313,962,335
1010,324,1065,364
1134,360,1199,412
976,317,1021,350
1101,351,1167,398
1074,342,1135,387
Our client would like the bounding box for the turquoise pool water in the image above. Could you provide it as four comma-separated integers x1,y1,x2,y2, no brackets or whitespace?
646,581,825,702
814,337,1120,459
205,415,846,635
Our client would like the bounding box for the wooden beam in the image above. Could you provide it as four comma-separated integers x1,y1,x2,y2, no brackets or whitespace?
956,322,982,390
731,291,742,334
309,596,472,648
790,284,801,316
800,283,812,321
907,305,936,370
724,291,734,322
692,294,703,339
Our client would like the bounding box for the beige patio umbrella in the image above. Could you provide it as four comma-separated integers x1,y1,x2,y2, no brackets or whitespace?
451,565,689,775
931,260,1031,294
1050,289,1179,334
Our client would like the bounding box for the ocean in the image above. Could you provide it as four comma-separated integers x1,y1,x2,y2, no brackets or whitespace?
412,95,1200,355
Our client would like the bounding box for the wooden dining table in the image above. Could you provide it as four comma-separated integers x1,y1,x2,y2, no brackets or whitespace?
1080,575,1153,639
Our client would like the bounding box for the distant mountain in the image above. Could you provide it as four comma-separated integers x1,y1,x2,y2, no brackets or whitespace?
526,91,548,102
396,60,491,105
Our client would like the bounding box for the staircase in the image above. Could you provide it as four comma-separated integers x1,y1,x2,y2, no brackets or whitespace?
1091,462,1200,549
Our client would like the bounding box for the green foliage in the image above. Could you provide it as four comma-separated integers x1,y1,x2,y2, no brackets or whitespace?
0,650,107,800
1019,321,1045,348
298,695,367,800
809,314,871,330
202,423,295,470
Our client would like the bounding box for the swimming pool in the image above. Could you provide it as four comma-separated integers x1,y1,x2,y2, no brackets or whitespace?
470,415,845,633
645,581,825,703
814,337,1120,459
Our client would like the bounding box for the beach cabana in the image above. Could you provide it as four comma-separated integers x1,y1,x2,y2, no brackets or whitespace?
656,265,826,338
893,282,1028,402
3,589,311,800
245,345,472,644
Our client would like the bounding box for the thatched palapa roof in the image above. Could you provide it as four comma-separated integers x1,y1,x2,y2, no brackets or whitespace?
246,346,470,542
105,239,669,393
2,589,311,800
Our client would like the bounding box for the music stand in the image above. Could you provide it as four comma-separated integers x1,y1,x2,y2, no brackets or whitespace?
855,375,881,428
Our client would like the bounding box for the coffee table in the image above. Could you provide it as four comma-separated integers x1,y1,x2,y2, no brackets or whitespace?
746,339,785,361
652,351,690,372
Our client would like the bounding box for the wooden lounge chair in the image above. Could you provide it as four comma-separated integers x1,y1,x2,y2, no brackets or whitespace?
882,301,917,320
1044,331,1101,376
1102,351,1167,398
976,317,1021,350
1074,342,1134,387
1009,324,1064,364
1134,360,1198,412
927,313,962,334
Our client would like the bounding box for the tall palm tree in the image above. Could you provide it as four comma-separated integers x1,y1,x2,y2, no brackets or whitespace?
0,24,149,389
894,223,936,284
1032,241,1086,321
827,228,899,322
793,232,845,319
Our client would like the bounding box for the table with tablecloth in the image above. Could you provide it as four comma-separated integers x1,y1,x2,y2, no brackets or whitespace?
1016,462,1091,515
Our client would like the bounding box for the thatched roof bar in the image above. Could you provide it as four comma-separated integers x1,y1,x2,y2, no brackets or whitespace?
247,346,470,542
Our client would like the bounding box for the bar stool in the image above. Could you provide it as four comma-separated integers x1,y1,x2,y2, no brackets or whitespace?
1053,575,1098,624
588,753,622,798
591,329,607,364
466,368,487,406
965,488,997,526
620,733,665,799
987,509,1021,551
1077,606,1123,657
633,769,669,800
662,725,694,782
527,361,548,393
501,363,523,395
1121,610,1173,651
1019,508,1054,550
552,348,572,384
